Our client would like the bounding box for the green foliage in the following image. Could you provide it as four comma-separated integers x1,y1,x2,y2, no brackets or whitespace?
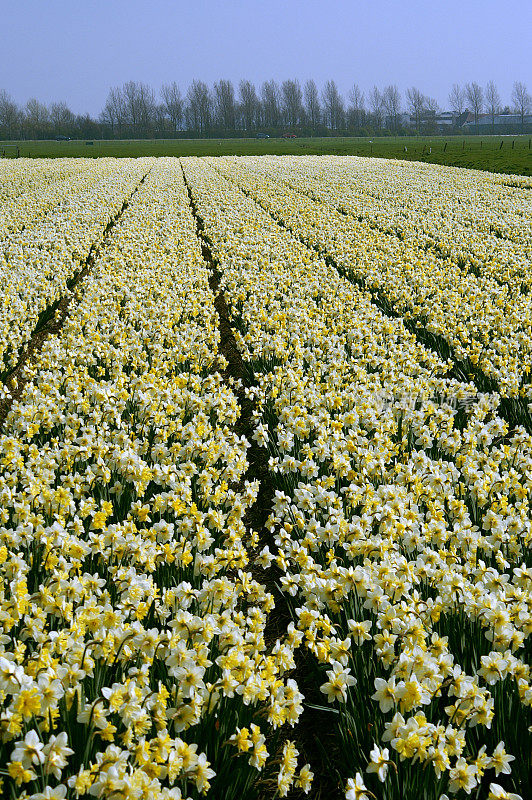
1,135,531,175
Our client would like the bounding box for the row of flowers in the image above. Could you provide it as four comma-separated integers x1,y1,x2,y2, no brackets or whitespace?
210,156,532,401
0,158,152,379
181,156,532,799
245,155,531,289
0,159,116,243
0,159,308,799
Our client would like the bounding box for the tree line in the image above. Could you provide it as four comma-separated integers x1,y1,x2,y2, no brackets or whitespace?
0,78,530,140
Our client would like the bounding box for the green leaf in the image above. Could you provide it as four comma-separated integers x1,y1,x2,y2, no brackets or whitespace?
305,703,340,715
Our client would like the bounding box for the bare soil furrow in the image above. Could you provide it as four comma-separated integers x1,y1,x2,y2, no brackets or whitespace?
180,160,276,569
181,159,342,799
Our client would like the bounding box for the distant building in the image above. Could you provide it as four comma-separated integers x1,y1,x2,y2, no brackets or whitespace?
462,112,532,133
457,111,475,127
388,108,532,134
434,111,455,127
401,110,459,131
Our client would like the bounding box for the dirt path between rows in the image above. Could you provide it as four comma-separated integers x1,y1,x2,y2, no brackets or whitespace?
180,159,341,799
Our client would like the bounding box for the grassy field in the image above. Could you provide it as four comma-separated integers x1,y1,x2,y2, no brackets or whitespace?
1,134,531,174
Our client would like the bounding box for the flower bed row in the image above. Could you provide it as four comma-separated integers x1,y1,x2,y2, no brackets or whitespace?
0,159,152,379
0,160,108,241
0,159,307,800
211,157,532,403
182,156,532,800
242,155,532,290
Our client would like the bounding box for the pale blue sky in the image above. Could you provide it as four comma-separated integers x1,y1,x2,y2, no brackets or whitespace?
1,0,530,114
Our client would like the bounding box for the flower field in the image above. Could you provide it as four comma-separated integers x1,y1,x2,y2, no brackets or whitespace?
0,156,531,800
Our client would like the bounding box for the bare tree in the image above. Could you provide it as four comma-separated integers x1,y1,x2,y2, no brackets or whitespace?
369,86,384,129
122,81,142,136
485,80,501,131
281,79,303,128
448,83,465,116
465,82,484,127
406,87,426,131
76,113,99,139
153,103,169,137
8,73,532,143
0,90,20,139
261,80,281,128
322,80,344,130
186,80,212,136
382,84,401,131
161,82,183,134
422,96,440,133
347,83,365,130
100,86,127,137
303,79,321,133
239,80,259,132
24,98,50,139
214,79,236,133
138,83,157,137
121,81,157,137
511,81,531,130
50,102,75,136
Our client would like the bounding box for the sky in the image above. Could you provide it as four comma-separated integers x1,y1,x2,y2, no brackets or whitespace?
1,0,530,115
